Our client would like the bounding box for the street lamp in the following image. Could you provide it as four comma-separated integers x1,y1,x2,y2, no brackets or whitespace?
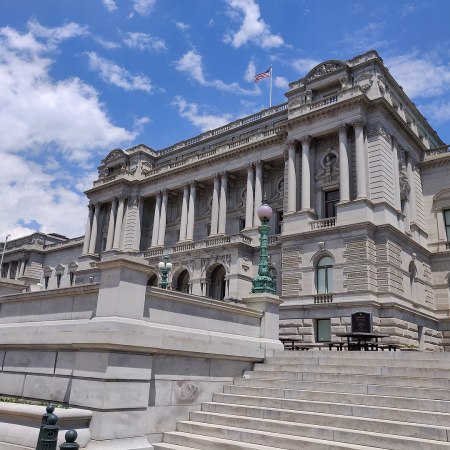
251,203,276,295
158,255,172,289
0,234,11,278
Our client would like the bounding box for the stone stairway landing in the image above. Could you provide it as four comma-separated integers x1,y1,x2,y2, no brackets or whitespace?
153,351,450,450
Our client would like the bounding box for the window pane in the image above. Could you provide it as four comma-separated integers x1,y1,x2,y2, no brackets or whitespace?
445,210,450,240
326,267,333,293
318,256,333,267
317,319,331,342
317,268,326,293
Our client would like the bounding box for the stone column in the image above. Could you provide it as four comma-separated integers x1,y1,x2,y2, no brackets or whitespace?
133,197,144,251
338,124,350,202
157,190,168,246
218,172,228,234
286,141,297,212
113,197,125,250
88,203,100,254
82,203,94,255
392,138,401,210
407,153,417,222
354,121,367,199
186,181,197,240
16,260,22,280
253,161,263,224
105,199,117,251
245,163,254,228
210,175,220,236
151,193,161,247
301,136,312,210
179,184,189,241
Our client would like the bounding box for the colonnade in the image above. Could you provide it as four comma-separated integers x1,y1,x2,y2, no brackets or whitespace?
0,258,26,280
285,121,368,214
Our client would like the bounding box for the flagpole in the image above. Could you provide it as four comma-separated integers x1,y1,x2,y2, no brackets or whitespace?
269,65,273,108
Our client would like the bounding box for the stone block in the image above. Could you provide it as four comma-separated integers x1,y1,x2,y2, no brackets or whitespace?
70,379,150,410
0,372,25,396
209,359,251,378
153,355,210,378
302,335,314,344
279,327,298,335
23,374,71,403
3,350,56,375
0,302,23,323
279,319,303,327
341,317,351,326
55,352,76,376
171,380,225,406
331,326,346,334
330,318,341,326
145,405,192,435
303,319,313,327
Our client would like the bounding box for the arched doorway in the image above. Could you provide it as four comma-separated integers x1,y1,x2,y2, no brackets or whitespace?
176,269,190,294
209,265,226,300
147,274,158,287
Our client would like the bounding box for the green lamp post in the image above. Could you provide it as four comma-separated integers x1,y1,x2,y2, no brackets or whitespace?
158,255,172,289
251,202,276,295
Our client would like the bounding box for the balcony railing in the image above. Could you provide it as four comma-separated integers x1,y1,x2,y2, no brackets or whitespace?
446,241,450,250
314,294,333,304
310,218,336,230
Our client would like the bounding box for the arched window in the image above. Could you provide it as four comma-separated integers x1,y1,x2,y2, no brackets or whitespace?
176,269,190,294
316,256,333,294
147,274,158,287
209,265,226,300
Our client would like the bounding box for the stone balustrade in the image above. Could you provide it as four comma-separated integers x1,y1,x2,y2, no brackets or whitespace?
310,217,336,230
314,293,333,303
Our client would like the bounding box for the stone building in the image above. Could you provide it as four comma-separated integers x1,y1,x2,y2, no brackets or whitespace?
2,49,450,350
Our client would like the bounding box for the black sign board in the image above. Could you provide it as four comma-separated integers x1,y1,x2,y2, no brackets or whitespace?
351,312,372,333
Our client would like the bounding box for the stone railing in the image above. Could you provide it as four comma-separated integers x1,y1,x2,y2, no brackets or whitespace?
45,236,84,249
289,85,364,118
268,235,280,245
424,145,450,160
310,217,336,230
314,293,333,304
446,241,450,250
145,234,253,258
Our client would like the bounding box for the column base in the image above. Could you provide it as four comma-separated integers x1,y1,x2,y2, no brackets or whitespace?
282,209,318,235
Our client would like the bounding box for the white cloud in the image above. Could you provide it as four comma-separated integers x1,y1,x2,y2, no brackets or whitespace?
172,96,232,132
292,57,320,74
274,76,288,89
94,35,121,49
224,0,284,49
339,22,387,53
175,49,259,95
385,53,450,99
176,21,191,31
123,31,167,52
244,59,256,82
0,24,139,238
419,100,450,124
27,19,89,44
86,52,154,93
132,0,155,16
102,0,117,12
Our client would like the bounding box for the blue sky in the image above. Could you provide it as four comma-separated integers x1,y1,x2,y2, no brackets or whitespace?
1,0,450,240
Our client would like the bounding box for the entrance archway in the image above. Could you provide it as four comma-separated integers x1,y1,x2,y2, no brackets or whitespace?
209,265,226,300
176,269,190,293
147,273,158,287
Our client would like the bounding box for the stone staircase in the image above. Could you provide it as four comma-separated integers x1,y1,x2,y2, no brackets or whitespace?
153,351,450,449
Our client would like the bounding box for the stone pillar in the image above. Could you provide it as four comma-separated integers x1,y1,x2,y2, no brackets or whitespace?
253,161,263,224
210,175,220,236
16,260,22,280
354,121,367,199
338,124,350,202
186,181,196,240
218,172,228,234
133,197,144,251
301,136,312,210
407,153,417,222
179,184,189,241
151,192,161,247
6,263,11,279
82,203,94,255
392,138,401,210
245,163,254,228
113,197,125,250
157,190,168,246
88,203,100,254
436,209,447,241
286,141,297,213
105,199,117,251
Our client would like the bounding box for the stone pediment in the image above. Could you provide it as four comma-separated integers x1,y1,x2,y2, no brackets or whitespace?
103,149,126,164
304,60,348,83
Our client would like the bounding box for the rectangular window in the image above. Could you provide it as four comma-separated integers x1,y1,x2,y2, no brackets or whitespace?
324,190,339,218
276,210,283,234
56,273,62,288
44,276,50,289
317,319,331,342
239,217,246,231
70,272,75,286
444,210,450,241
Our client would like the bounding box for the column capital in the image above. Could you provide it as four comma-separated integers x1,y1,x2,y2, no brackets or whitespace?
183,182,190,189
285,139,297,150
300,135,312,145
337,123,348,134
247,162,254,170
117,194,126,202
352,119,366,129
254,160,262,169
220,171,228,178
189,180,197,188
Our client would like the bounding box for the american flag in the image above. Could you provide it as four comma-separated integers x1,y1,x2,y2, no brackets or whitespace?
255,67,271,83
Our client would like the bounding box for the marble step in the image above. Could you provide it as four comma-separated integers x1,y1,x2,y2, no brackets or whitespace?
237,370,450,389
212,393,450,426
198,403,450,441
221,385,450,413
176,420,450,450
161,428,385,450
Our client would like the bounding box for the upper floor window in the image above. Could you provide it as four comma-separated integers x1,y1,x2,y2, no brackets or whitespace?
444,210,450,241
276,210,283,234
324,190,339,218
317,256,334,294
56,273,62,288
